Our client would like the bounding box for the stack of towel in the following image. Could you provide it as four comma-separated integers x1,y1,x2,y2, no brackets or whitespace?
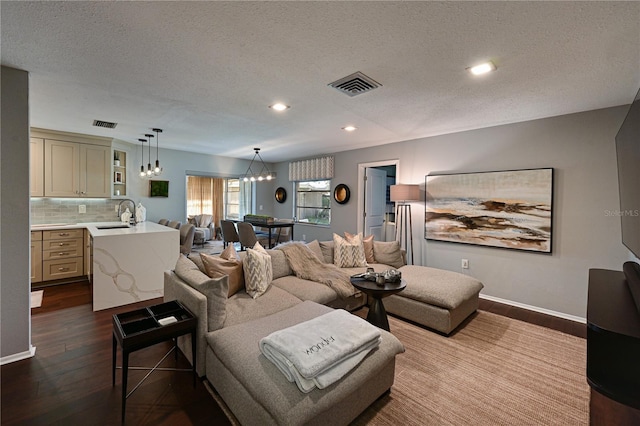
259,309,381,393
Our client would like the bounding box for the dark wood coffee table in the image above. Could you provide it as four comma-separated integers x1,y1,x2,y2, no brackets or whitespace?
350,277,406,331
112,300,197,422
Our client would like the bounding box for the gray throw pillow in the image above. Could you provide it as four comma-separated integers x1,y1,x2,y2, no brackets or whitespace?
373,241,405,269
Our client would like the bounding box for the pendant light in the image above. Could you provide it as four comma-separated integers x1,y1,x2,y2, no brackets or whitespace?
145,133,154,177
152,128,163,175
241,148,275,182
138,138,147,178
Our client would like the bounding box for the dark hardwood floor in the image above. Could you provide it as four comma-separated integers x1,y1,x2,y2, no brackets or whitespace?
2,283,591,425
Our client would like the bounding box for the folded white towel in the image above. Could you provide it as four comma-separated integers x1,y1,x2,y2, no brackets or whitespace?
259,309,381,393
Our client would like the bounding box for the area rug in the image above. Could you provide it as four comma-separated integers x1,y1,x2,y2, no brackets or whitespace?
30,290,44,308
205,310,589,425
191,240,225,256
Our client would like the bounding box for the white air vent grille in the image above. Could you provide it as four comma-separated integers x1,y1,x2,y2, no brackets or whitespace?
93,119,117,129
328,71,381,97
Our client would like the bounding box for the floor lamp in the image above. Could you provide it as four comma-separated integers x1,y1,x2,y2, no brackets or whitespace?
390,184,420,265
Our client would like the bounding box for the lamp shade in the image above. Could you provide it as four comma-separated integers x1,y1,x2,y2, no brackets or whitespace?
390,184,420,202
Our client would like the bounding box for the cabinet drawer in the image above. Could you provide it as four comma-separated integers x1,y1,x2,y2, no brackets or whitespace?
31,231,43,241
43,229,84,240
42,248,82,260
43,258,83,281
43,237,83,250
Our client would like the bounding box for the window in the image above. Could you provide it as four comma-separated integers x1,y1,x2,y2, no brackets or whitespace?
224,178,252,220
295,180,331,225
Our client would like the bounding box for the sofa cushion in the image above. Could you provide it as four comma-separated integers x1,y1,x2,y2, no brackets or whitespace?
173,255,228,331
268,249,293,280
333,233,367,268
345,232,374,263
373,241,404,269
223,286,301,328
319,241,334,264
398,265,484,309
243,242,272,299
271,275,338,305
200,245,244,297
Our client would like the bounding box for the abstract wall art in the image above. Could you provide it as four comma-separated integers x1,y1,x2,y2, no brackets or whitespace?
425,168,553,253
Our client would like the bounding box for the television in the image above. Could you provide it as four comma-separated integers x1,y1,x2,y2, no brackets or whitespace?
615,86,640,311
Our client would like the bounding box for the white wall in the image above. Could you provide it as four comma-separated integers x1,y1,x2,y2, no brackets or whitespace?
272,106,632,319
1,66,33,362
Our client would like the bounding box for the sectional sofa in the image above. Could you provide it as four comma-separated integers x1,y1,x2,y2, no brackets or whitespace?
163,238,483,425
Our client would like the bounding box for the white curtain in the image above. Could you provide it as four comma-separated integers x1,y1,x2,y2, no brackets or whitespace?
288,156,334,181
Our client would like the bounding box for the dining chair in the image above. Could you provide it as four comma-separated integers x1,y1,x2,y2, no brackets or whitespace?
179,223,195,255
237,222,269,251
167,220,182,229
158,218,169,226
220,220,240,249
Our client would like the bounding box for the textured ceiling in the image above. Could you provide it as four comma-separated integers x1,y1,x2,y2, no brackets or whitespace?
2,1,639,162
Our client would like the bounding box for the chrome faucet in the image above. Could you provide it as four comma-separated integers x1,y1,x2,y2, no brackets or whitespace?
117,199,136,225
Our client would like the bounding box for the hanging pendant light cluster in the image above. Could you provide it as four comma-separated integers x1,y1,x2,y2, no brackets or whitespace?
138,129,163,179
241,148,275,182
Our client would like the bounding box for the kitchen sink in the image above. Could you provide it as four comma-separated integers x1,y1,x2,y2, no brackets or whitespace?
96,224,130,230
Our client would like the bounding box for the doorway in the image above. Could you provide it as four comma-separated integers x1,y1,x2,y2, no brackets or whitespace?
357,160,399,241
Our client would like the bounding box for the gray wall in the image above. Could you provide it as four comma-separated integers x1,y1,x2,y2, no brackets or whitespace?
1,67,32,360
272,106,635,319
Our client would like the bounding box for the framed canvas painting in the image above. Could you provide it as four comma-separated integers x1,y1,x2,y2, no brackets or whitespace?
149,180,169,197
425,168,553,253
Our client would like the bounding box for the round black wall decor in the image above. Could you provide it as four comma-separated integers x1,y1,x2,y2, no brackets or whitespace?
334,184,350,204
275,187,287,203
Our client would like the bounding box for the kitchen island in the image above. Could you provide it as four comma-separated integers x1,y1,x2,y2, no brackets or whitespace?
87,222,179,311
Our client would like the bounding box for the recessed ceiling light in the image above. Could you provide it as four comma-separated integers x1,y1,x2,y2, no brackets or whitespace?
342,126,357,132
467,61,497,76
269,103,290,111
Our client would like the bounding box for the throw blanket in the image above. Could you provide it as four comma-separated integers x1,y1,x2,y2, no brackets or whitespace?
277,242,356,298
259,309,381,393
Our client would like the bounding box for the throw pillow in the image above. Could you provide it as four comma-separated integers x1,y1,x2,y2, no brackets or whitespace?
345,232,375,263
200,245,245,297
373,241,405,269
333,233,367,268
173,255,228,331
306,240,325,262
319,241,334,264
243,242,273,299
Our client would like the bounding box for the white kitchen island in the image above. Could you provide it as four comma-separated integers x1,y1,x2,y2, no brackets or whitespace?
87,222,179,311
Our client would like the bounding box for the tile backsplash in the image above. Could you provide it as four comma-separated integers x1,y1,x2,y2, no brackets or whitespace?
31,198,122,224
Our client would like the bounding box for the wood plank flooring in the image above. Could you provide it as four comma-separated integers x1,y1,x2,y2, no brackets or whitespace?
1,282,591,424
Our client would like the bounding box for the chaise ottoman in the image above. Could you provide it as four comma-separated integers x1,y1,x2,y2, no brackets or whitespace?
384,265,484,335
205,300,405,426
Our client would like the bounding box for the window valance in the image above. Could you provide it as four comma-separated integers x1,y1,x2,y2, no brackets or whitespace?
288,156,334,181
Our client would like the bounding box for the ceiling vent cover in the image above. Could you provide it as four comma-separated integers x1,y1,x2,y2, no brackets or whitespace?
328,71,381,97
93,119,117,129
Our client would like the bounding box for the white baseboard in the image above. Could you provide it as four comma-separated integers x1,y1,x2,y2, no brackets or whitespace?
0,345,36,365
480,294,586,324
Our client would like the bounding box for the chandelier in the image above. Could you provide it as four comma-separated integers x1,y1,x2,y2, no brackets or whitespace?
241,148,275,182
138,130,163,179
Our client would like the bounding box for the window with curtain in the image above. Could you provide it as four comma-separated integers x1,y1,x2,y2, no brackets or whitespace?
186,176,224,228
295,180,331,225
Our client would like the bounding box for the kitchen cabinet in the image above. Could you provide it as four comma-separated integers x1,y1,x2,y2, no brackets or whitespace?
31,231,43,284
30,138,44,197
42,228,85,281
113,149,127,197
44,140,111,197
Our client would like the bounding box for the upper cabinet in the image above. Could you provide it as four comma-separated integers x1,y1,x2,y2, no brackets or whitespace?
30,137,44,197
32,128,113,198
113,149,127,198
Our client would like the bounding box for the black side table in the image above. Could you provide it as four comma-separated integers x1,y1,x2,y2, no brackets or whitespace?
351,277,406,331
112,300,197,423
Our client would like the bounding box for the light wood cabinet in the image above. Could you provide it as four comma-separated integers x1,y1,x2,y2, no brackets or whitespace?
30,138,44,197
31,231,43,284
44,140,111,198
41,228,85,281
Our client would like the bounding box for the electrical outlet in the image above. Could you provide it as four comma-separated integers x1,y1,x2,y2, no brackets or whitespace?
302,234,306,241
259,205,263,211
461,259,469,269
115,205,119,212
79,205,86,214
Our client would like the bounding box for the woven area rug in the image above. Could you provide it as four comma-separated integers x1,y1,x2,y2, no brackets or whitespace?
353,311,589,425
204,310,589,425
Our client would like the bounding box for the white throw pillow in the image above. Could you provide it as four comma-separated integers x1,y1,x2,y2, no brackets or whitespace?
243,242,273,299
333,233,367,268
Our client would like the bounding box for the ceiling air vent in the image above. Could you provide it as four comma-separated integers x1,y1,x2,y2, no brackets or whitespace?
328,71,382,97
93,119,117,129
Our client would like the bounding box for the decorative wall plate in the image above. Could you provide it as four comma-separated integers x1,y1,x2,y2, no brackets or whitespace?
334,184,350,204
275,187,287,203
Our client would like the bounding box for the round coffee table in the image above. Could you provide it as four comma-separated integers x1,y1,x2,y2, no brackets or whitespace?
350,277,406,332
